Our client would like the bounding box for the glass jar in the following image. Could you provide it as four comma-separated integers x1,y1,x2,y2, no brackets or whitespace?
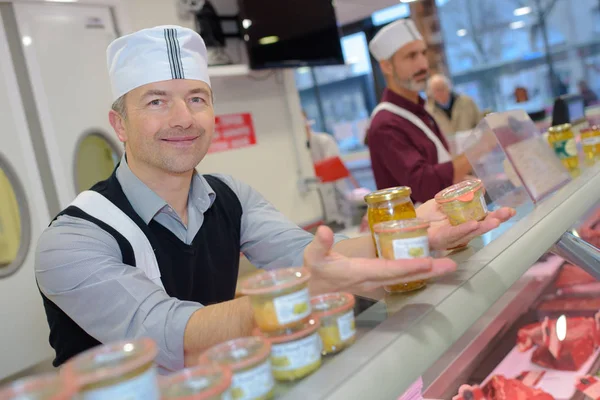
199,337,274,400
434,179,488,226
240,267,311,333
547,123,579,171
62,338,159,400
364,187,417,256
159,364,233,400
373,219,431,293
0,373,76,400
256,319,322,382
310,293,356,355
581,126,600,166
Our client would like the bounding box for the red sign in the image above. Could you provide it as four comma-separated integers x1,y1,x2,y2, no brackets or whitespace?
208,113,257,154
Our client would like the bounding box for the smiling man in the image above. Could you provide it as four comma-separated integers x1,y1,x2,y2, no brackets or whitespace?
35,25,514,374
366,19,473,204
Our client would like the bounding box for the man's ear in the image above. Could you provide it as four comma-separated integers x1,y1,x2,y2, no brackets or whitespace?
379,59,393,77
109,110,128,144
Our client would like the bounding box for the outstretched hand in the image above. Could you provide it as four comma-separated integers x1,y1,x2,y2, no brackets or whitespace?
416,199,516,250
304,225,457,294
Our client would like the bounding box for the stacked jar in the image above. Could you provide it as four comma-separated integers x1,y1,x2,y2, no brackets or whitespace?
61,337,161,400
580,126,600,166
364,186,427,294
547,123,580,174
237,267,358,386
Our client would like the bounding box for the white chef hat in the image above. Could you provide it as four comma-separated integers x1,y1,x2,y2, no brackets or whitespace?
107,25,211,101
369,18,424,61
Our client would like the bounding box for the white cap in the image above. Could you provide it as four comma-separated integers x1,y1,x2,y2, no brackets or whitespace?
369,18,423,61
107,25,211,101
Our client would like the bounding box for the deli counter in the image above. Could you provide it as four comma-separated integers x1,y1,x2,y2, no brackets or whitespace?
277,162,600,400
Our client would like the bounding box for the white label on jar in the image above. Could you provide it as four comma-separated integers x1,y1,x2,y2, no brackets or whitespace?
81,365,159,400
273,287,311,325
230,360,274,400
336,311,356,342
583,136,600,146
185,377,210,391
392,236,430,259
270,332,321,372
222,389,233,400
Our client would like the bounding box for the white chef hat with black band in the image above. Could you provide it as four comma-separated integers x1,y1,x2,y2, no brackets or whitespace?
369,18,424,61
107,25,211,101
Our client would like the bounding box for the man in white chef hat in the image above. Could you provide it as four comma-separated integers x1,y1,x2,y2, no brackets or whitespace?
36,25,513,373
366,18,473,204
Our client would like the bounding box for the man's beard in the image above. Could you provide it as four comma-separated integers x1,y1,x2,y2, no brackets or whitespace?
393,70,427,92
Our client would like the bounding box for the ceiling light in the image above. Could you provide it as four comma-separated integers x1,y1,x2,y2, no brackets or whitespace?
457,29,467,37
510,21,526,29
513,7,531,16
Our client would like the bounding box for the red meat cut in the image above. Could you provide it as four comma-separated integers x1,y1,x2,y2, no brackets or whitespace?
554,264,596,288
531,317,597,371
483,375,554,400
453,376,555,400
517,322,544,351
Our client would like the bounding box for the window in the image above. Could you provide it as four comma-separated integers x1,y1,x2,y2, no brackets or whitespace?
294,32,377,154
74,131,121,193
439,0,600,113
0,154,30,278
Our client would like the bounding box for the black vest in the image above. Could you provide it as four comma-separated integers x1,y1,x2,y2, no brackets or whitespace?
40,170,242,367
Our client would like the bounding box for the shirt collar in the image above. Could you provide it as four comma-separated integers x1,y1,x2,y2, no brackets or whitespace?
382,88,426,114
115,155,216,224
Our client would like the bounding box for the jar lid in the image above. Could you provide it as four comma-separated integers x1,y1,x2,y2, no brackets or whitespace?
62,338,157,387
199,337,271,372
0,373,76,400
372,218,430,234
255,318,320,345
159,364,232,400
364,186,412,204
310,292,355,319
548,123,572,133
581,126,599,133
240,267,310,296
435,179,484,204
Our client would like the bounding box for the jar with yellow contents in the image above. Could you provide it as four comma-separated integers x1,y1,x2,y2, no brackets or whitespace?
199,337,275,400
364,187,417,256
373,219,431,293
547,123,580,171
310,292,356,355
159,364,233,400
581,126,600,166
240,267,312,333
255,319,322,382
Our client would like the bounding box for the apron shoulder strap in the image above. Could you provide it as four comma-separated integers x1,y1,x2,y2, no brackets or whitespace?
70,190,164,290
371,102,452,163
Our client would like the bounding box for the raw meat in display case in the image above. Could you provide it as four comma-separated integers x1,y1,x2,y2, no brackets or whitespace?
517,317,598,371
453,375,554,400
554,265,597,289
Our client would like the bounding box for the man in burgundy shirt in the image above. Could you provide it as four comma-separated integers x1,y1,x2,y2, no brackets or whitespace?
367,18,472,203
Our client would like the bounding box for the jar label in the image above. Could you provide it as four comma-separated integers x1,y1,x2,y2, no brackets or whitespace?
583,136,600,146
273,287,311,325
337,310,356,342
231,360,275,400
271,332,321,372
81,365,159,400
552,138,578,158
392,236,430,259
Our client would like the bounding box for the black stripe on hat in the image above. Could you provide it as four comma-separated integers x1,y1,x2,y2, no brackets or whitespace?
405,21,418,41
164,28,176,79
171,29,185,79
166,29,183,79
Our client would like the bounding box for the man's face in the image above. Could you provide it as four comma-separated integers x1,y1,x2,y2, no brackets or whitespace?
114,79,214,175
430,80,451,105
388,40,429,92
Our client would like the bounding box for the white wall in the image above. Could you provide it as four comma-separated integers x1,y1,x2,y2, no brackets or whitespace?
120,0,322,225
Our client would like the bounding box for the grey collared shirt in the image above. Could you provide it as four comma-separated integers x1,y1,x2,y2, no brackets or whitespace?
36,158,345,372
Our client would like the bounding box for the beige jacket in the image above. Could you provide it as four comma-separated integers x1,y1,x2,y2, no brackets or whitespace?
426,94,483,137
